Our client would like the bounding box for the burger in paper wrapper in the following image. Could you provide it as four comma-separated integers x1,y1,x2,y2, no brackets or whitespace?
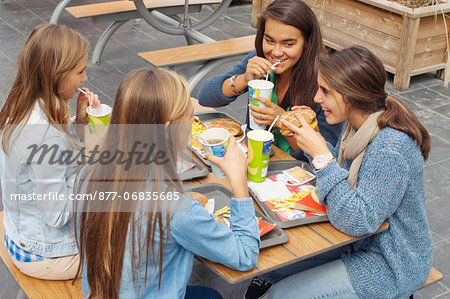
279,107,317,136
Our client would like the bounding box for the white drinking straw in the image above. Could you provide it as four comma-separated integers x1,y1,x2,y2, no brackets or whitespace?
267,115,280,139
265,61,281,81
77,87,92,106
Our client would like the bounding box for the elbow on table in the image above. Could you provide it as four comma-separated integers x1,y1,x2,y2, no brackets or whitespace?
235,251,259,271
227,243,259,271
330,216,379,237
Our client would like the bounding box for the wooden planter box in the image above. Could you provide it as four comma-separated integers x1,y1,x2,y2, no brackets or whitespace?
252,0,450,90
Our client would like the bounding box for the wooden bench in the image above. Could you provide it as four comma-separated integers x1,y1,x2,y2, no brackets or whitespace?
0,211,442,298
410,266,443,298
0,212,82,298
63,0,221,64
139,34,255,92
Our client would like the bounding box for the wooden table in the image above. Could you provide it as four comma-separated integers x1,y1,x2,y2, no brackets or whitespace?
187,145,389,283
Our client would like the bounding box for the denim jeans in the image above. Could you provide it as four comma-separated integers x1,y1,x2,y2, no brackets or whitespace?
263,246,351,284
185,286,222,299
268,259,358,299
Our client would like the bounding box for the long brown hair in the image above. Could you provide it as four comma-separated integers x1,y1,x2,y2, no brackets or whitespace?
255,0,323,109
316,45,431,160
0,23,89,151
74,69,190,298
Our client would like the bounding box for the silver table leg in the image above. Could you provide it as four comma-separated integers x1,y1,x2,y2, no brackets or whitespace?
92,20,128,65
50,0,72,24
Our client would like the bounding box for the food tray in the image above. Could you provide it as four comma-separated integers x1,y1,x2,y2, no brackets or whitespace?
184,183,289,249
189,111,246,166
178,151,209,181
250,160,329,229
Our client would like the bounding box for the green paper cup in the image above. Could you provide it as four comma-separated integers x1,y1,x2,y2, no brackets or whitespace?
247,129,273,182
86,104,111,135
248,80,274,130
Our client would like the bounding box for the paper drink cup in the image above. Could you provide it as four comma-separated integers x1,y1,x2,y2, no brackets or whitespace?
247,129,273,182
86,104,112,135
248,80,274,130
199,128,230,178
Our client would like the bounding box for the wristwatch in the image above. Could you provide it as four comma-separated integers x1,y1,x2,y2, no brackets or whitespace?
229,74,244,96
312,152,334,170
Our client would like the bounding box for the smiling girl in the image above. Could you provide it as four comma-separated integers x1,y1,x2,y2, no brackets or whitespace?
0,23,100,280
270,45,433,298
198,0,343,160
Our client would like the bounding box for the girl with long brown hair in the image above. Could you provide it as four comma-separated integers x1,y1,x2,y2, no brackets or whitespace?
268,45,433,298
75,68,259,298
0,23,100,280
198,0,343,161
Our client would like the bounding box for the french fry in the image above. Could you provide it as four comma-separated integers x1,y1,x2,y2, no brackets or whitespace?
214,206,230,216
269,190,313,213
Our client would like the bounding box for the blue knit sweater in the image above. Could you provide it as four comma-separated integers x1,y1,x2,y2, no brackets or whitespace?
316,127,433,298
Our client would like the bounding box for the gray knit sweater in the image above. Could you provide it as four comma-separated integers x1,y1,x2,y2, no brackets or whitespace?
316,127,433,298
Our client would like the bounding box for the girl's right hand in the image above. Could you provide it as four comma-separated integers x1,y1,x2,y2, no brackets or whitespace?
205,136,249,198
75,88,100,125
244,56,273,82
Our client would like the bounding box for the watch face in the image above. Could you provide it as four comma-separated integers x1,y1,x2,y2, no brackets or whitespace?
313,156,327,169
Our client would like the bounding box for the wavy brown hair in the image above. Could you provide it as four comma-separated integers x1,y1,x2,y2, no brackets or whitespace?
316,45,431,160
255,0,323,109
0,23,89,151
74,68,190,299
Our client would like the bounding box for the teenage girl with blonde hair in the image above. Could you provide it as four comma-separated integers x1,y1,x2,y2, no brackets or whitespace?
0,23,100,280
75,68,259,298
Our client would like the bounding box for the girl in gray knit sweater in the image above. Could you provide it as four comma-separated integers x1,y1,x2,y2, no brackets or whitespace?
269,46,433,298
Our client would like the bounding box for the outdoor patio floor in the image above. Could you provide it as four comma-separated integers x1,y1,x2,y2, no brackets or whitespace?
0,0,448,298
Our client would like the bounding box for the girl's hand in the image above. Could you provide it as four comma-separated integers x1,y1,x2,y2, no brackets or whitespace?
280,113,329,158
249,96,285,126
75,88,100,125
205,136,249,198
244,56,273,83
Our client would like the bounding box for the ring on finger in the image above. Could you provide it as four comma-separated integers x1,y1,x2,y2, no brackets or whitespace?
264,114,267,120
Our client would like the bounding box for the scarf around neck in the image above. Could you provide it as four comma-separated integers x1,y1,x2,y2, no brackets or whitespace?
337,111,383,190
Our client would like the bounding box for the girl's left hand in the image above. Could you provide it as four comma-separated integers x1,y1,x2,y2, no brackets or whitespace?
75,88,100,124
249,96,285,126
280,112,329,158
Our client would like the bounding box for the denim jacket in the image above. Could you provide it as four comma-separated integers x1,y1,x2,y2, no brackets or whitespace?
77,174,260,298
0,103,79,258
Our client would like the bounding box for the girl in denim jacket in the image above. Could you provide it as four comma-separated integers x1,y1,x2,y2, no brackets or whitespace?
0,23,100,280
75,69,259,298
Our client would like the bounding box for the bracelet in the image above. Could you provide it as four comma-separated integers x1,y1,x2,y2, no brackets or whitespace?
229,74,244,96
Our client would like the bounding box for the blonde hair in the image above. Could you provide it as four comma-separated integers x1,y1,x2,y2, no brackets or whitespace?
0,23,90,151
75,68,191,298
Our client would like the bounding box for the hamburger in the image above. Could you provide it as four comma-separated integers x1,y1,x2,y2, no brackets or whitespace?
189,192,208,207
207,118,243,139
214,215,229,226
279,107,317,136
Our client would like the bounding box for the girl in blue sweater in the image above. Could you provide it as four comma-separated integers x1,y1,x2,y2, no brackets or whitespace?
268,46,433,298
198,0,343,161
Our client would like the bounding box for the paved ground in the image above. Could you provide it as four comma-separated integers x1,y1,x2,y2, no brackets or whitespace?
0,0,449,298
